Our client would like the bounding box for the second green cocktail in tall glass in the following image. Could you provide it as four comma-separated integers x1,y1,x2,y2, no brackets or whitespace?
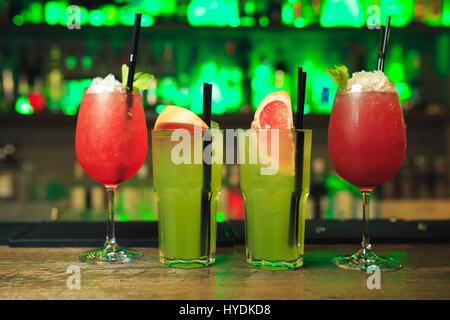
240,129,311,270
239,90,312,271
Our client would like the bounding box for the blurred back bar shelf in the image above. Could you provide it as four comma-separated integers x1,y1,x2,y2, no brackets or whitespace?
0,0,449,222
1,24,448,115
1,1,449,117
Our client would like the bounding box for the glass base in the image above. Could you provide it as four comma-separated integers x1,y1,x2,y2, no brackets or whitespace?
248,257,303,271
161,257,214,269
79,242,143,265
333,249,402,272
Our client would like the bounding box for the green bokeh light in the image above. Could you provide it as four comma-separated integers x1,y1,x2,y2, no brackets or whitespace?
259,16,269,27
44,1,65,25
27,2,44,24
81,55,93,70
89,10,106,27
379,0,414,27
13,15,24,26
15,96,34,115
444,0,450,27
294,17,306,28
155,104,167,114
60,79,91,115
245,1,256,15
188,0,240,27
394,82,412,103
160,0,177,16
217,212,225,223
65,55,77,70
119,6,137,26
141,14,154,27
320,0,365,28
281,2,294,25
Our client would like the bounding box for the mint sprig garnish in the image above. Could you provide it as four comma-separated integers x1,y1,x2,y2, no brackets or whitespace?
122,64,154,92
326,65,349,93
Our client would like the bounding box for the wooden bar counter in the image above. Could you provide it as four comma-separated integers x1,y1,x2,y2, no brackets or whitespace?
0,244,449,300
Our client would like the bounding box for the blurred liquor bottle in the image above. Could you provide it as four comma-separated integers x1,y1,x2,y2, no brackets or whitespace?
0,48,15,112
415,0,427,23
116,163,156,221
397,157,414,199
45,46,63,113
15,47,31,115
424,0,444,26
269,0,282,25
156,42,178,106
1,65,15,112
140,41,157,109
89,184,105,220
0,144,18,200
310,157,327,219
118,180,139,221
220,40,244,113
224,164,245,220
27,49,47,114
216,166,229,220
413,155,431,198
176,0,190,23
324,168,356,220
70,161,90,218
239,0,257,26
243,0,271,27
379,175,396,199
432,155,448,198
20,160,36,201
281,0,317,27
334,188,354,220
135,163,157,221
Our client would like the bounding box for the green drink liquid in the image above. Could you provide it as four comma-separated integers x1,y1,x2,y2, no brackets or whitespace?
240,129,311,270
152,129,223,268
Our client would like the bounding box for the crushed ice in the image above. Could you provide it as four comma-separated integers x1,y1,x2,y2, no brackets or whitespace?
87,74,124,93
347,70,396,93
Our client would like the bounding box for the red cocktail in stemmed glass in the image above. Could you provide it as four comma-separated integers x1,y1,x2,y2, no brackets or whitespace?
328,70,406,272
75,88,148,264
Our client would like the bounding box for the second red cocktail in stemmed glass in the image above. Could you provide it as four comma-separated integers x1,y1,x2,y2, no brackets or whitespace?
327,66,406,272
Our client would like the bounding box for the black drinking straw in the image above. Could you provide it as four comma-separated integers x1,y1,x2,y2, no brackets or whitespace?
295,68,307,129
201,83,213,257
377,16,391,72
126,13,142,94
289,68,307,247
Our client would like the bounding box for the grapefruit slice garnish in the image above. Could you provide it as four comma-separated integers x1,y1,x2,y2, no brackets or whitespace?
154,105,208,131
251,90,295,176
251,90,294,130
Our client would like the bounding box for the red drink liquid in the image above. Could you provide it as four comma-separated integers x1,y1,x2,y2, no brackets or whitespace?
328,91,406,192
75,92,148,188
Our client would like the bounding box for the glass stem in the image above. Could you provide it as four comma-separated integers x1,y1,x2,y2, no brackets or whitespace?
361,191,372,254
105,188,117,247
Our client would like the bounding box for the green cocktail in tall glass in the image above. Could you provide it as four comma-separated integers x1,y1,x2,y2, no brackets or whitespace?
152,125,223,269
239,128,312,270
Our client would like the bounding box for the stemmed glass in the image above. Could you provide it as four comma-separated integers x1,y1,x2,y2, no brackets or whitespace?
75,90,148,264
327,89,406,272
